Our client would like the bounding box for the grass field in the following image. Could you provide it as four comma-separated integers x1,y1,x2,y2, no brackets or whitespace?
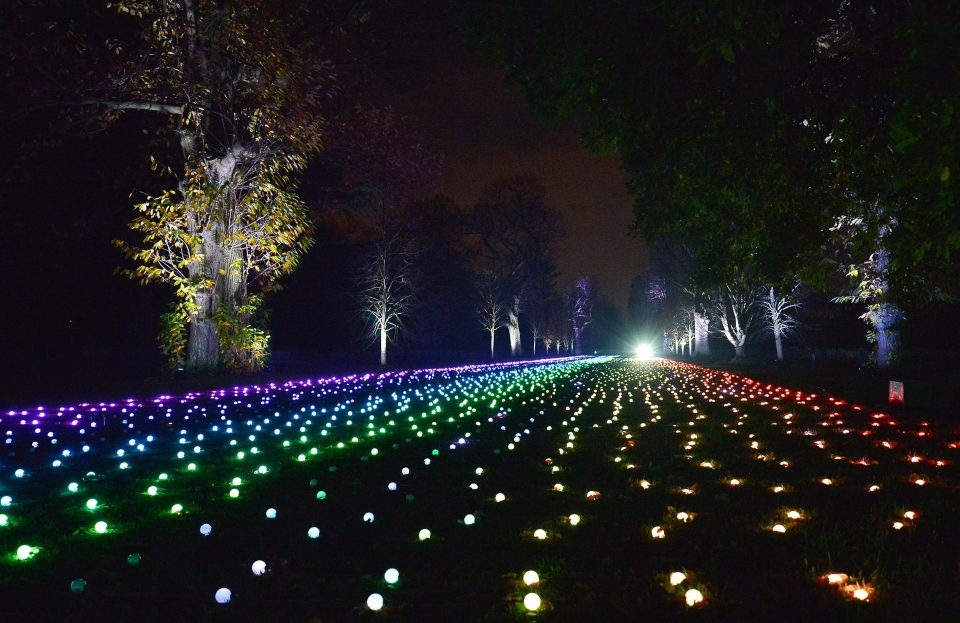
1,356,958,622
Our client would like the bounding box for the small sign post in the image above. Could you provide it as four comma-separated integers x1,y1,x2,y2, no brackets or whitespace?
889,380,904,404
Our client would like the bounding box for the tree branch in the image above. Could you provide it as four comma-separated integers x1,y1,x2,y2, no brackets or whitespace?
82,98,184,115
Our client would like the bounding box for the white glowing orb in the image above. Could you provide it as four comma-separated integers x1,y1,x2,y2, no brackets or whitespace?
367,593,384,611
685,588,704,606
200,523,212,536
523,592,542,611
463,514,476,525
786,510,801,520
852,588,870,601
651,525,665,539
265,508,277,519
569,513,581,526
634,344,654,360
84,498,97,510
388,482,398,491
363,512,375,523
533,528,547,540
308,526,321,539
171,503,183,514
523,570,540,586
418,528,431,541
669,571,686,586
16,545,34,560
94,521,108,534
495,493,506,503
384,568,400,584
772,524,787,533
215,587,232,604
251,560,267,575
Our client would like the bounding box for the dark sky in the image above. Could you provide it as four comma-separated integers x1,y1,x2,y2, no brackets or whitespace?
368,5,648,311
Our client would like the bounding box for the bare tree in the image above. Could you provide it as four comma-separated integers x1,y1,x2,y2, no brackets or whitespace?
359,231,416,365
476,271,504,359
712,277,762,359
761,284,801,362
569,276,594,355
472,176,562,357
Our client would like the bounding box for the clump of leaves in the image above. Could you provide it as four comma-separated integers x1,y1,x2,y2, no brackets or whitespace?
215,294,270,373
158,302,188,372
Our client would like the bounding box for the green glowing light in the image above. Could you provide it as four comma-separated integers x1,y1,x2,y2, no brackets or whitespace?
94,521,108,534
16,545,36,560
85,498,98,510
67,482,79,493
146,486,158,496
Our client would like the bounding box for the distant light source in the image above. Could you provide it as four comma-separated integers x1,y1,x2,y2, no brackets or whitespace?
634,344,654,360
367,593,384,611
523,592,542,611
384,568,400,584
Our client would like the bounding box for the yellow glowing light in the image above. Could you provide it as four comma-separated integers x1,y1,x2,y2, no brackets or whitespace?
569,514,581,526
852,588,870,601
820,478,833,485
639,480,651,490
533,528,548,540
773,485,785,493
771,524,786,533
669,571,686,586
651,525,665,539
826,573,847,585
676,511,690,522
892,521,904,530
523,570,540,586
553,483,564,492
495,493,506,503
684,588,704,606
903,510,917,520
786,510,801,520
523,592,542,611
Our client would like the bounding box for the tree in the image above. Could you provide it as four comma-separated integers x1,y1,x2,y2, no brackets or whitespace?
475,270,504,360
471,176,562,357
29,0,355,371
358,230,416,365
467,1,960,365
713,276,762,360
761,284,801,362
568,276,593,355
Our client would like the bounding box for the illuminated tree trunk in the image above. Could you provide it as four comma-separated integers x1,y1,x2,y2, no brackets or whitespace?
768,288,784,362
694,311,710,357
187,289,219,370
872,305,900,369
380,325,388,366
573,328,583,355
489,327,496,359
506,297,522,357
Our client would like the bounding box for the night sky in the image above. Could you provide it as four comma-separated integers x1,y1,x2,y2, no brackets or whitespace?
365,5,646,310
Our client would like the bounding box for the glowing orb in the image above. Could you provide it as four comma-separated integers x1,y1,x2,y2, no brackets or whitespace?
0,514,7,527
669,571,686,586
852,588,870,601
265,508,277,519
85,498,98,510
171,503,183,514
523,592,542,611
229,489,240,498
68,482,79,493
418,528,431,541
463,514,476,526
495,493,506,503
786,510,801,520
533,528,547,540
367,593,384,611
127,553,141,566
523,570,540,586
651,525,665,539
70,578,87,593
772,524,786,533
634,344,654,360
904,510,917,520
569,513,581,526
146,486,158,496
826,573,847,584
94,521,108,534
384,568,399,584
16,545,35,560
215,587,231,604
676,511,690,522
363,512,375,523
388,482,398,491
308,526,321,539
685,588,704,606
251,560,267,576
892,521,904,530
200,523,212,536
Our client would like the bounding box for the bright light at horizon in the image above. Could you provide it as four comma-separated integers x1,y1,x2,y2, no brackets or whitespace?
634,344,654,360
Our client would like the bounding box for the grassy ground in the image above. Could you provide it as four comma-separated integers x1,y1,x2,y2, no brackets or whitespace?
1,357,958,621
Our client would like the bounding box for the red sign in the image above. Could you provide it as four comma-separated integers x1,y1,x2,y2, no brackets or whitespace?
889,380,904,403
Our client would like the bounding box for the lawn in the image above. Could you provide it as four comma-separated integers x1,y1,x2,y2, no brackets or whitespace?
1,357,958,622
